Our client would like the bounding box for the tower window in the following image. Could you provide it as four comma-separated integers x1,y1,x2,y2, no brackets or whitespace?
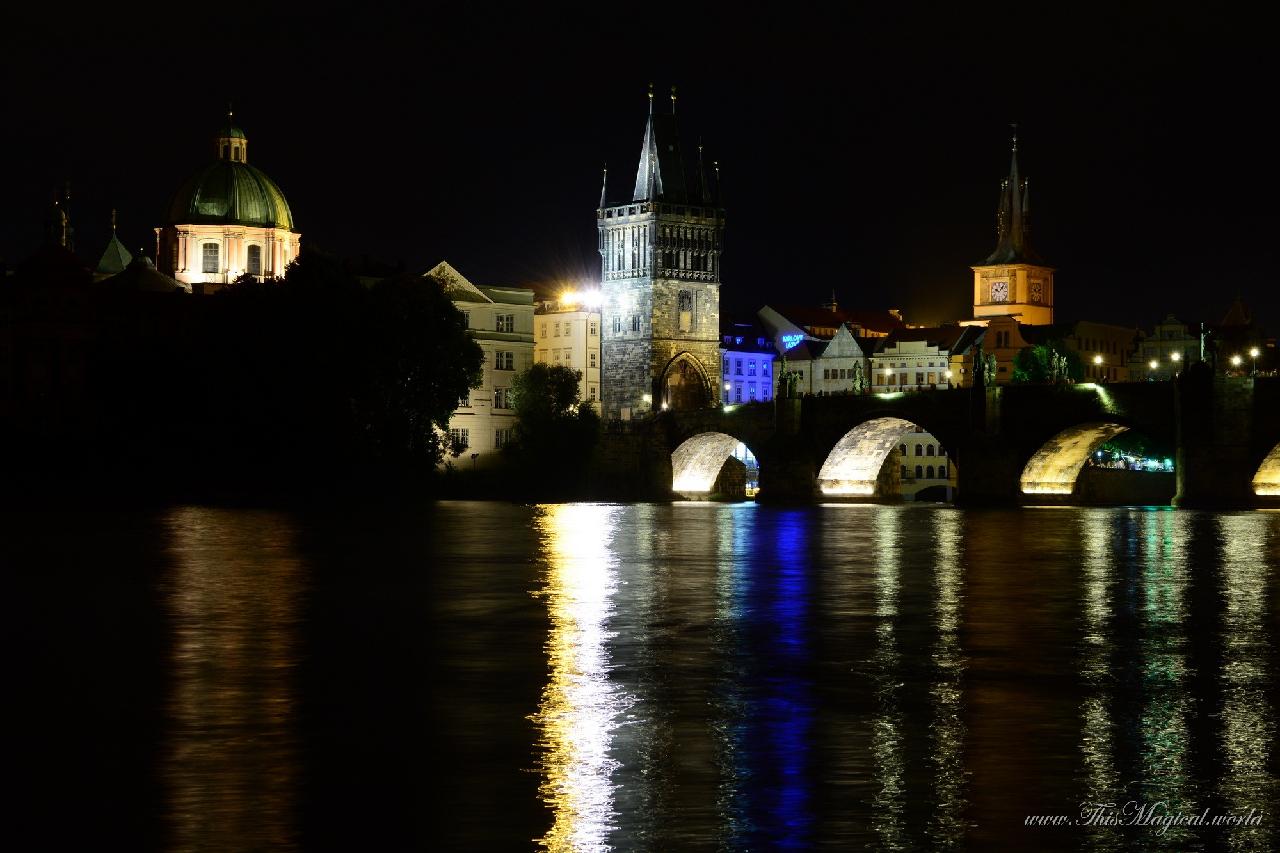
631,315,640,332
246,245,262,275
201,242,220,274
613,316,622,334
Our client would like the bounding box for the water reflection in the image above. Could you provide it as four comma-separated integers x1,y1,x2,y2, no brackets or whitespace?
162,507,303,852
870,507,906,850
530,504,629,851
928,510,966,849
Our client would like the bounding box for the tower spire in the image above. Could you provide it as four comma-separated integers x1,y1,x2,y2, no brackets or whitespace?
982,125,1036,264
670,85,677,114
696,140,710,203
633,84,662,201
599,162,608,208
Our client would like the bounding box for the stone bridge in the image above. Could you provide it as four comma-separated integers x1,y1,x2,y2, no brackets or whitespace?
635,372,1280,507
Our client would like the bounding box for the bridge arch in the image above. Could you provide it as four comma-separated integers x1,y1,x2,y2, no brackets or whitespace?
659,352,713,411
1019,422,1130,495
817,416,923,497
1251,442,1280,496
671,432,758,497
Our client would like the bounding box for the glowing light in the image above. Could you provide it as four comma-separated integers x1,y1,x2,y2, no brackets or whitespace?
818,416,916,496
944,370,953,379
559,288,603,308
672,432,750,493
875,392,905,400
1020,422,1129,494
1232,355,1243,367
641,393,652,403
724,382,731,390
1171,352,1182,362
1249,347,1260,358
781,333,804,350
1149,360,1159,370
531,505,628,851
1093,354,1103,365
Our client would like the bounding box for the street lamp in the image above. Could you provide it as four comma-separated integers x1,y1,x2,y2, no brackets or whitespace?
1170,350,1181,378
1093,353,1103,381
1148,359,1159,380
1231,354,1243,373
1250,346,1260,375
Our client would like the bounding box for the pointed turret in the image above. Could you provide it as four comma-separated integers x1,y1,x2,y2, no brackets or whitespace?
631,84,689,203
633,84,662,201
96,209,133,276
599,164,608,209
983,127,1039,264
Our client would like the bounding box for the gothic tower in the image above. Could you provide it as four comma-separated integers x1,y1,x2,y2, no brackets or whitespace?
598,85,724,419
972,129,1054,326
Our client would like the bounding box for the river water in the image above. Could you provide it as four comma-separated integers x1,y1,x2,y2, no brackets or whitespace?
5,502,1278,851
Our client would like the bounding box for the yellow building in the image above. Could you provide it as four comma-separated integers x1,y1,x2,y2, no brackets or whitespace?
534,292,602,408
156,113,300,293
972,132,1054,326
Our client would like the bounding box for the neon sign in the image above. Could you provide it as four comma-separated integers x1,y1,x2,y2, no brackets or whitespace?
781,333,804,350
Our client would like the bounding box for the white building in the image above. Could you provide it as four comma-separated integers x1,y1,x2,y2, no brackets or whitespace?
891,425,957,501
427,261,535,467
719,321,775,404
870,326,983,391
535,291,602,408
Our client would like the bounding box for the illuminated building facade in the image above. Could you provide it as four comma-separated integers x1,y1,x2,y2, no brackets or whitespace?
428,261,535,466
870,326,983,391
156,114,300,293
598,86,723,419
972,131,1055,326
719,322,775,405
535,292,602,408
888,425,956,501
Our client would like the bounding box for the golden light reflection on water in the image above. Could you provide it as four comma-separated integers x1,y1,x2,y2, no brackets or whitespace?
1216,515,1276,850
928,510,966,849
1079,508,1120,843
530,504,629,852
162,507,302,852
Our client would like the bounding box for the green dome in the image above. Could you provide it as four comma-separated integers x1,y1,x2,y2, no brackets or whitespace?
165,160,294,229
220,123,247,140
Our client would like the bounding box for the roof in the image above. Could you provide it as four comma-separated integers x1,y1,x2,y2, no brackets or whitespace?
165,160,294,229
769,304,905,337
101,255,189,293
780,339,828,361
628,91,715,205
96,233,133,275
883,324,985,353
423,260,491,302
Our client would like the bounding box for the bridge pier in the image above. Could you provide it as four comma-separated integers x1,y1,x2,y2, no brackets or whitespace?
1174,376,1257,508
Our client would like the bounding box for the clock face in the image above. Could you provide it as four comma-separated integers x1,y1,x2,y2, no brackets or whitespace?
990,281,1009,303
1030,280,1043,302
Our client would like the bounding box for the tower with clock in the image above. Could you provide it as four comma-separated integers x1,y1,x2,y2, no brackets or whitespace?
971,129,1054,326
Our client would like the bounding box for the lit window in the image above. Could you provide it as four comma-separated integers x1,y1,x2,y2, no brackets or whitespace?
495,351,515,370
762,362,770,376
735,359,743,375
496,314,515,333
493,388,512,409
589,322,598,336
448,428,469,451
748,382,757,400
748,361,757,376
734,384,742,402
246,245,262,275
201,242,220,274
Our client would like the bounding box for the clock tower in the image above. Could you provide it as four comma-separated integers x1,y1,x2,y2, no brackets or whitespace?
972,130,1054,326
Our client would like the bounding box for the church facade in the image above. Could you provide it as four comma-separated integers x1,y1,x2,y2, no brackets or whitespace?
598,87,724,419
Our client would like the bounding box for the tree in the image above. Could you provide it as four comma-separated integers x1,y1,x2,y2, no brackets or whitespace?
1012,342,1084,384
508,363,600,495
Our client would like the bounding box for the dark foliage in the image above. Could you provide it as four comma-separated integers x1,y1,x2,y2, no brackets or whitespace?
505,363,600,496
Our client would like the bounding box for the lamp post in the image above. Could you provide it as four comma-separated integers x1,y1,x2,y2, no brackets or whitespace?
1250,346,1260,376
1170,350,1181,378
1148,359,1159,380
1093,353,1103,381
1231,354,1243,374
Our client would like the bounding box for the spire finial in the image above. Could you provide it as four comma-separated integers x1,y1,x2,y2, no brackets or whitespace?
110,208,117,233
647,82,654,114
1011,122,1018,153
600,162,608,208
670,84,677,114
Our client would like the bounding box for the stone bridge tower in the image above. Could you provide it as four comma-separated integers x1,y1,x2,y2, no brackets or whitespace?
598,85,724,420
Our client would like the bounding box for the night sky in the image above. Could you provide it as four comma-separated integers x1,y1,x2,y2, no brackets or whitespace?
4,7,1276,330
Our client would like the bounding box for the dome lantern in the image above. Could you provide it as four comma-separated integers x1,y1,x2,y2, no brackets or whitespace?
217,109,248,163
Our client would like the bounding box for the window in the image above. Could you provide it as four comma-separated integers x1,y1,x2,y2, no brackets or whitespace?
564,352,572,367
823,369,831,380
899,443,907,455
734,384,742,402
588,385,597,401
462,311,471,330
496,314,515,333
939,465,948,479
735,359,743,375
246,245,262,275
762,361,770,376
613,316,622,334
589,353,597,368
495,351,515,370
723,356,730,375
554,322,561,337
589,321,597,336
540,323,547,339
493,388,512,409
749,361,757,376
927,372,936,385
448,428,469,452
915,444,923,456
927,445,935,456
495,427,514,449
631,315,641,332
678,290,693,332
916,372,925,385
927,466,935,479
888,374,897,386
459,389,471,407
748,382,757,400
201,242,220,274
915,465,923,479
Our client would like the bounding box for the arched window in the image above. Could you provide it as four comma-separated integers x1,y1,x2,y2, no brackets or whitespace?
939,465,949,479
201,242,220,274
927,465,935,479
899,443,907,455
915,465,923,479
247,245,262,275
926,445,935,456
915,444,923,456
